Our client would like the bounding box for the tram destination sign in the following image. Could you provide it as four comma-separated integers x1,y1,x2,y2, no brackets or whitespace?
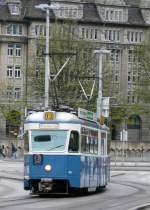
78,108,97,122
44,111,56,120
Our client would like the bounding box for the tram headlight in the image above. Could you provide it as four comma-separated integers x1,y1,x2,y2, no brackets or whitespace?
44,164,52,172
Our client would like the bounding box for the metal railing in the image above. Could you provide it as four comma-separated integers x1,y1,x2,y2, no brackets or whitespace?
110,141,150,161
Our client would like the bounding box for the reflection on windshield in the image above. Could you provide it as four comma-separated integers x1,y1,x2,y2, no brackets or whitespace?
31,130,68,152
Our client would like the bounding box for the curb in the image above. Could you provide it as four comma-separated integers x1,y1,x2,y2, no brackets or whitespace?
0,175,23,181
111,172,126,177
129,203,150,210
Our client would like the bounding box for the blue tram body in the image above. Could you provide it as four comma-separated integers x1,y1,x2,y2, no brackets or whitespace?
24,110,110,194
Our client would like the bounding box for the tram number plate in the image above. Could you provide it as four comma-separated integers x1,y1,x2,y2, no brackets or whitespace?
44,112,55,120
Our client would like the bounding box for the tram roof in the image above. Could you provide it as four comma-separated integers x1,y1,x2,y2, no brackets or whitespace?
25,111,109,130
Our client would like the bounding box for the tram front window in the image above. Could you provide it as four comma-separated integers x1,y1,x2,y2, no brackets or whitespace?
31,130,68,152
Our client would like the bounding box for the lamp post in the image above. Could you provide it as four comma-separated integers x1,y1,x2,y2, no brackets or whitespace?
35,3,60,109
94,49,111,119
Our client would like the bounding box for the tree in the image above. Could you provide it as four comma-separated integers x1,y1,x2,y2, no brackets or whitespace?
0,79,26,137
27,20,99,112
136,41,150,102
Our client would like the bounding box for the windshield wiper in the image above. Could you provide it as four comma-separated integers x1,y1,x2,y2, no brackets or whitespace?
48,144,64,151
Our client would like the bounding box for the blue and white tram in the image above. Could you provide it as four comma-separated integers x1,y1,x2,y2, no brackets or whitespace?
24,109,110,194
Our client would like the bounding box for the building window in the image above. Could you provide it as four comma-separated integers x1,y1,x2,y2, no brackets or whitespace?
8,44,14,56
35,24,46,36
14,66,21,78
127,31,144,43
128,92,137,104
12,25,17,35
8,4,20,15
110,49,121,91
18,25,22,35
15,44,21,56
14,88,21,99
81,27,98,40
6,88,13,99
104,30,120,42
58,6,79,19
95,29,98,39
127,50,140,104
81,28,85,38
7,24,23,36
111,50,121,63
105,9,123,22
7,66,13,78
7,44,22,57
7,66,22,79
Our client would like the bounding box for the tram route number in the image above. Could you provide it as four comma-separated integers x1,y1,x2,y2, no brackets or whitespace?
44,111,55,120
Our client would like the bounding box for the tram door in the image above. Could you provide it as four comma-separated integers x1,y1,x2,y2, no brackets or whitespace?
100,132,107,186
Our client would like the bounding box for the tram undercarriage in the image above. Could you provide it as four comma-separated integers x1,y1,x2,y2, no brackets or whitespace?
30,179,70,194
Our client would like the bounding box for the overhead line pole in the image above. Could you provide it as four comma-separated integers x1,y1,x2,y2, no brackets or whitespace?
94,49,111,119
45,7,50,109
35,3,60,109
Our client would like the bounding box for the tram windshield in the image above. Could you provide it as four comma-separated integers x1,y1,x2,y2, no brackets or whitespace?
31,130,68,152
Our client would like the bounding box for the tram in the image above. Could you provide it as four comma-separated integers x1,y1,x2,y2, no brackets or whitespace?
24,108,110,194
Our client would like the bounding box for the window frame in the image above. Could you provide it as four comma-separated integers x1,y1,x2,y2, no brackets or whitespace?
8,44,14,56
7,66,13,78
6,24,23,36
14,66,21,78
68,130,79,153
14,87,21,99
9,4,20,15
81,127,98,155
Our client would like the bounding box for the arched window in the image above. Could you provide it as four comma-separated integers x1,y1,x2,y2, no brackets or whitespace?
127,115,141,129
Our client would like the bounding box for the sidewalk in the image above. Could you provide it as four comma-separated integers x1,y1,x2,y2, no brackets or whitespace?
111,161,150,167
111,161,150,171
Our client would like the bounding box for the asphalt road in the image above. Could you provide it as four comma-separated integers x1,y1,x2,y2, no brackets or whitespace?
1,160,150,210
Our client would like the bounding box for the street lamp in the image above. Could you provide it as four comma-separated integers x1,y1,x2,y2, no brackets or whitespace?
35,3,60,109
94,49,111,119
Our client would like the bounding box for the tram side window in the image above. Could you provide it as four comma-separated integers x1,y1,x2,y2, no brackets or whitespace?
24,131,29,152
101,132,107,155
68,131,79,152
81,135,86,153
93,138,98,154
81,131,98,154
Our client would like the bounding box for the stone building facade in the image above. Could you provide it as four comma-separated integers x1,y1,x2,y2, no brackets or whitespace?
0,0,150,143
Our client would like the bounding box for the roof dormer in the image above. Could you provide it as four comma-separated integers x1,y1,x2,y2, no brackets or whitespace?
96,0,128,23
7,0,21,15
95,0,126,6
52,2,83,20
140,0,150,25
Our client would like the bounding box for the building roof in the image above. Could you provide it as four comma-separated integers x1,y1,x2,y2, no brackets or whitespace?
128,7,145,25
124,0,141,7
95,0,126,6
0,0,149,26
140,0,150,9
0,0,28,22
82,3,101,23
22,0,55,20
